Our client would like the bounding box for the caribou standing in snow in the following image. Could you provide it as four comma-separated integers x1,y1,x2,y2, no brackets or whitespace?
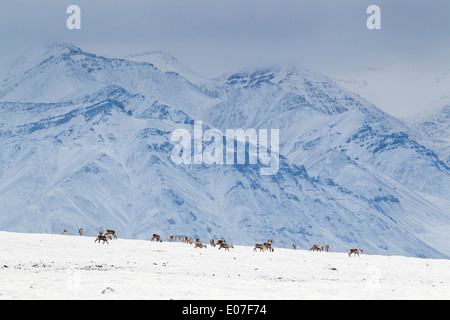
348,249,363,257
95,235,112,244
254,244,266,252
218,243,234,251
310,244,323,252
151,234,162,242
99,228,117,239
194,242,207,249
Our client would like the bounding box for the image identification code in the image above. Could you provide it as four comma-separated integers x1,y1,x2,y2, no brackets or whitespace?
226,304,267,315
182,304,267,317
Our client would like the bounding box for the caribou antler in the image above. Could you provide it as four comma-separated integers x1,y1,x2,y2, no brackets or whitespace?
98,227,106,236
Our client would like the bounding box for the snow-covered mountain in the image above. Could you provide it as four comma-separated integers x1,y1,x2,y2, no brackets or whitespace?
406,100,450,166
0,45,449,259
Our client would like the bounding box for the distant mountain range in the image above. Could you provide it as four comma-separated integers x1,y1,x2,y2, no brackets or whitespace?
0,45,449,258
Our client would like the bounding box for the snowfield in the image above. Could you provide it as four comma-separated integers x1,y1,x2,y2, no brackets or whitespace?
0,231,449,300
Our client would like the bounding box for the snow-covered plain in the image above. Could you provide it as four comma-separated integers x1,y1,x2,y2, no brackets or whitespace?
0,231,449,300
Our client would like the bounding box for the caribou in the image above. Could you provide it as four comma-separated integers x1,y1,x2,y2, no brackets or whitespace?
218,243,234,251
151,234,162,242
263,242,274,252
95,235,111,244
216,240,226,246
253,244,266,252
99,228,117,239
348,249,363,257
310,244,323,252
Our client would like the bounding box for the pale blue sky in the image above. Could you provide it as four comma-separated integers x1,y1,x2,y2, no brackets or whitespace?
1,0,449,78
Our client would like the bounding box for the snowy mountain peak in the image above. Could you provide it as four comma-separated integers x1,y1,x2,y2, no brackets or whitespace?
44,43,84,56
124,50,179,67
121,50,212,90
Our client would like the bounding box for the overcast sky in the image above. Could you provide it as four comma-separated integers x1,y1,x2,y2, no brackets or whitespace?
1,0,449,116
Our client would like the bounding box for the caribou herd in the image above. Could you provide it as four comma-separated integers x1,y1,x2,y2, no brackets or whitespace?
61,228,363,257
